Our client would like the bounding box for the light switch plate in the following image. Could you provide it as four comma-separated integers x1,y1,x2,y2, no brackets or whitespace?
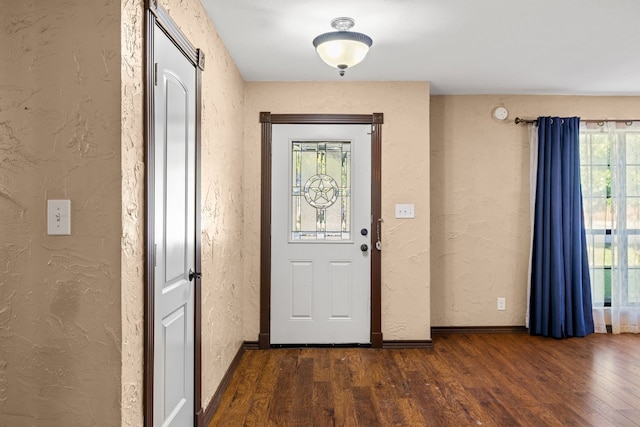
395,204,415,218
48,200,71,235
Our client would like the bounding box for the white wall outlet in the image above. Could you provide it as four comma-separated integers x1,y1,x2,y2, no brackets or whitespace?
47,199,71,235
395,204,415,218
497,297,506,311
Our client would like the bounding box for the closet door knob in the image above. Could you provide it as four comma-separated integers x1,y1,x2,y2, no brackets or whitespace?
188,269,201,282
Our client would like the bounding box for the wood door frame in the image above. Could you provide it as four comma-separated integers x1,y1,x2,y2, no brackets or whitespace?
144,1,205,426
259,112,384,349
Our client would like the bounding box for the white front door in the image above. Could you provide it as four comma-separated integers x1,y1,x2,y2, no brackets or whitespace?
271,124,372,344
153,24,196,426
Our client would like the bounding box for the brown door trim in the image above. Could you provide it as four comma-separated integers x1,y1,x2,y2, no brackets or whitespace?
144,2,205,426
259,112,384,349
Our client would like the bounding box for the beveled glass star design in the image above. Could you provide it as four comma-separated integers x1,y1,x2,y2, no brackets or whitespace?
303,174,339,208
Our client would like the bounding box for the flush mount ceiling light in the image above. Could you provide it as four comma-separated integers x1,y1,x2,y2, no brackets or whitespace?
312,17,373,76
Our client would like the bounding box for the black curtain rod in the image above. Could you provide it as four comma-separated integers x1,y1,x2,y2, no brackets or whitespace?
515,117,639,125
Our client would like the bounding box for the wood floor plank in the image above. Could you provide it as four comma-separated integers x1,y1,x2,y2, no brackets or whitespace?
311,381,336,427
467,386,521,426
404,374,472,426
208,334,640,427
366,354,407,425
207,350,264,426
265,353,297,425
619,409,640,426
568,391,626,427
330,382,359,426
396,397,428,426
370,397,406,426
290,356,314,425
351,386,381,426
241,351,280,426
343,350,370,388
545,402,595,426
312,349,331,383
506,404,567,427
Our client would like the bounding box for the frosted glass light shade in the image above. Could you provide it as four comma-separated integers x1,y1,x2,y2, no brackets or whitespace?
312,30,373,74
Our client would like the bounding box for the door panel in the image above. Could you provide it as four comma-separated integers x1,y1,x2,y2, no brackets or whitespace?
290,261,313,318
162,306,186,419
271,124,371,344
153,24,196,427
329,261,352,318
164,79,188,282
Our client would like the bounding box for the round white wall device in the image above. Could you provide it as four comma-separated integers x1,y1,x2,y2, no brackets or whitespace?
493,106,508,120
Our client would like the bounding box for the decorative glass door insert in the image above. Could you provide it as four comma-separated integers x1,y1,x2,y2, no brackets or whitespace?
291,141,351,241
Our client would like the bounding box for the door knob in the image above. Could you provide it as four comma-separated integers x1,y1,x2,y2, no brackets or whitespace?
188,269,201,282
360,244,368,252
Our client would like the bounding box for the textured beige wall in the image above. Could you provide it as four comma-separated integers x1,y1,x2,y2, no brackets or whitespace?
244,82,431,341
1,1,122,425
121,0,144,425
1,0,245,425
430,95,640,326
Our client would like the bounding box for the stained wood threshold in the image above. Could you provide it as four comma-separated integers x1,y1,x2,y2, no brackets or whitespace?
270,343,372,348
431,326,528,335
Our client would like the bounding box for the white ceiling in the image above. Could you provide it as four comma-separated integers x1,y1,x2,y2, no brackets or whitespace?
200,0,640,96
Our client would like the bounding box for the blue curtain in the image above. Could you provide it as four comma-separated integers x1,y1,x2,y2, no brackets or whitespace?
530,117,594,338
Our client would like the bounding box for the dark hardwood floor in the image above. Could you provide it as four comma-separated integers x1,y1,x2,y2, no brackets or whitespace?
208,333,640,426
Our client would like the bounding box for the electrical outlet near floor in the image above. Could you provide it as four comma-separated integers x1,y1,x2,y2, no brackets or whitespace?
497,297,506,311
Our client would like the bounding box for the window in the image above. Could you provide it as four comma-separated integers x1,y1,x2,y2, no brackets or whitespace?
580,130,611,304
290,141,351,241
580,123,640,307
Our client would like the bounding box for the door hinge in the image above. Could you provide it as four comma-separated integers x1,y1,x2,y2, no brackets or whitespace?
154,63,158,86
154,244,157,267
